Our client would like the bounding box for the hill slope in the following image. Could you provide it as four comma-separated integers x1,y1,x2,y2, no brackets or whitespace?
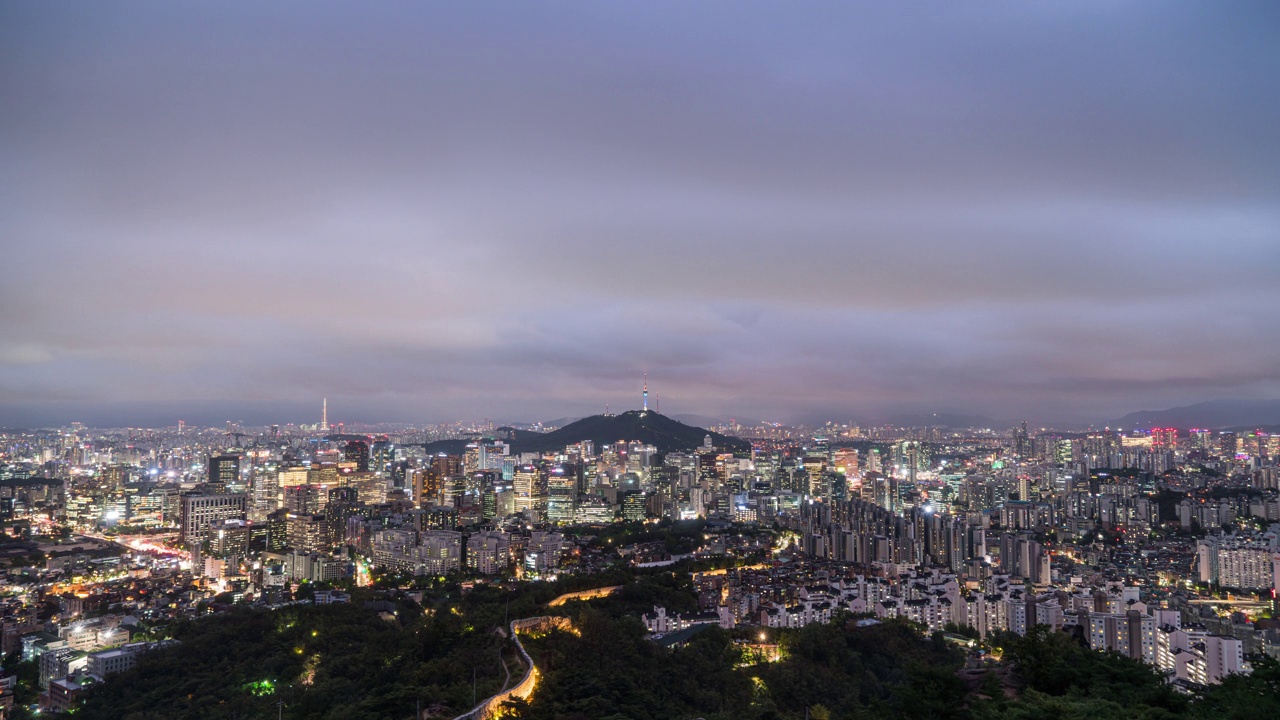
1113,399,1280,429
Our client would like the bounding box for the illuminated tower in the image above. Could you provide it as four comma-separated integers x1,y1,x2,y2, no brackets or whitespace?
322,398,328,431
643,373,649,413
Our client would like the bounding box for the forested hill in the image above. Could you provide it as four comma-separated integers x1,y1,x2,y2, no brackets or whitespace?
421,411,750,456
70,570,1280,720
76,601,510,720
514,411,749,454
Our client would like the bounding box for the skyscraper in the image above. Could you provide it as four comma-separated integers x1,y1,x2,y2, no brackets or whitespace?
207,455,240,493
180,493,248,546
1219,432,1238,458
547,467,578,524
342,440,370,472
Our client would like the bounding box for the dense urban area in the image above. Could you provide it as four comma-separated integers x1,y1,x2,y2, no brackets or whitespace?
0,397,1277,719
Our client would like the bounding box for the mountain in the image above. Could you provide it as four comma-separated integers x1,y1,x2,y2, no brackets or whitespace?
414,411,748,456
1112,399,1280,429
419,438,471,455
491,426,546,444
1226,424,1280,434
419,426,546,455
540,417,583,429
512,410,750,455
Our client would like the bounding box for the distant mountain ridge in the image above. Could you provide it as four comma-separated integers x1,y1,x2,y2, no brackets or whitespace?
1112,399,1280,429
539,417,583,429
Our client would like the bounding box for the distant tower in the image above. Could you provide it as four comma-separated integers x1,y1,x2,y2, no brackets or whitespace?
322,398,328,431
643,373,649,413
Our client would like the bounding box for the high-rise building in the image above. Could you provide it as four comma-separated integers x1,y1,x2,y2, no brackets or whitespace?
621,492,647,521
207,455,240,493
547,467,578,524
1204,635,1244,684
249,469,280,521
1190,428,1212,450
370,439,393,476
513,465,545,520
286,512,331,553
412,468,441,508
102,465,129,492
1087,610,1156,664
466,531,511,575
1198,535,1274,589
342,441,370,472
1014,422,1030,457
1219,431,1238,458
180,494,248,546
999,532,1049,583
284,484,327,515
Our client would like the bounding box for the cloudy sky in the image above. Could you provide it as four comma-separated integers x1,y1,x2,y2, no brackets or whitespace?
2,2,1278,428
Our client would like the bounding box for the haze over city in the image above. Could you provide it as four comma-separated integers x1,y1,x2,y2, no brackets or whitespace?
3,2,1279,427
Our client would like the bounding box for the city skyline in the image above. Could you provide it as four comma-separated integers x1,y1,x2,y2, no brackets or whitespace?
4,3,1279,427
8,394,1280,434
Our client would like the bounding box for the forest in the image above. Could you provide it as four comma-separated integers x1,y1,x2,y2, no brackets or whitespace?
77,598,512,720
508,610,1280,720
66,570,1280,720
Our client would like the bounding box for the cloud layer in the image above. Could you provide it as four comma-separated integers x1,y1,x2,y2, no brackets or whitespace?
2,2,1278,427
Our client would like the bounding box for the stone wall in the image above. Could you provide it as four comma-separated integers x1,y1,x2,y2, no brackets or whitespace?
450,616,573,720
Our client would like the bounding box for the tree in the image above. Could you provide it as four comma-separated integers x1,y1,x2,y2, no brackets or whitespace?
1194,656,1280,720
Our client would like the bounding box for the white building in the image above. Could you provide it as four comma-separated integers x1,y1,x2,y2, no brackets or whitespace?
467,531,511,575
370,529,462,575
1198,535,1274,589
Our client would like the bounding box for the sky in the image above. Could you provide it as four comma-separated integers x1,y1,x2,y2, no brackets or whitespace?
2,1,1279,428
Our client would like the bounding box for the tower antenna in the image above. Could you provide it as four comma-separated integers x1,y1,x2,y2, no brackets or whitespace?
643,372,649,413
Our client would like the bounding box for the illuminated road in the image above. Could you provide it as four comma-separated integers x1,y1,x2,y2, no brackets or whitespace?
76,530,187,559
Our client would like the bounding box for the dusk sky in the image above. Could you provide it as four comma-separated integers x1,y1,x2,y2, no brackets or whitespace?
2,2,1278,428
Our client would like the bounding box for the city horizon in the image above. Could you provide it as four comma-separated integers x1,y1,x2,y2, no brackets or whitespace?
5,394,1280,432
